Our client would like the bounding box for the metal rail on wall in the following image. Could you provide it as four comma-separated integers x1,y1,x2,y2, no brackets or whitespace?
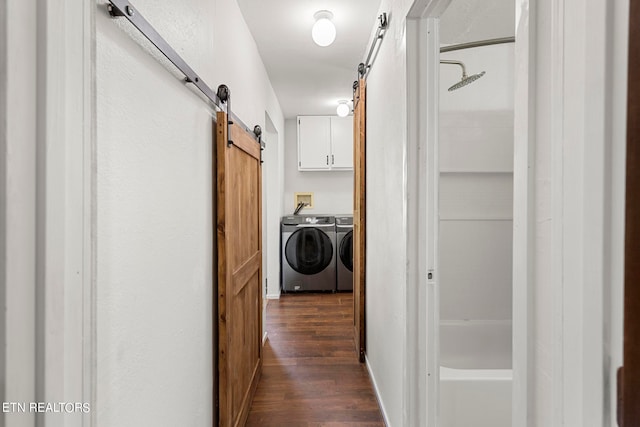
353,12,388,92
106,0,263,146
440,36,515,53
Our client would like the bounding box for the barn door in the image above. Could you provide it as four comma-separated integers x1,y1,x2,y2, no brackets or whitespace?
216,111,262,427
353,78,366,363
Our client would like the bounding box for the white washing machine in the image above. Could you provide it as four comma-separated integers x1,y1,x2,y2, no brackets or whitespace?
281,215,336,292
335,216,353,291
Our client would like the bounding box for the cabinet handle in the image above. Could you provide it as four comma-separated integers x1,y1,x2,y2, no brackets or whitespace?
326,155,329,165
332,154,335,165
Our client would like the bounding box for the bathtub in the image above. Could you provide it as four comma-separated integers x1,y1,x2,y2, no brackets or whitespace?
439,320,512,427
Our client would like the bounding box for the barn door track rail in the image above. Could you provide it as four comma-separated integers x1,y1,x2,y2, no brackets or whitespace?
106,0,260,144
357,12,389,81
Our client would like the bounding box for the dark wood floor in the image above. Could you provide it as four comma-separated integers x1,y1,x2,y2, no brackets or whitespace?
246,293,385,426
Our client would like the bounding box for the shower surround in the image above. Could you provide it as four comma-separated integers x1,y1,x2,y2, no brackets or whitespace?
438,42,514,427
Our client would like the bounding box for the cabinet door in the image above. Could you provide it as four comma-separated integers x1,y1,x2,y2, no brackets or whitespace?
298,116,331,170
330,116,354,170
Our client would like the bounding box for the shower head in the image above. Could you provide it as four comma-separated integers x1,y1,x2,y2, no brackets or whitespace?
448,71,486,91
440,59,486,91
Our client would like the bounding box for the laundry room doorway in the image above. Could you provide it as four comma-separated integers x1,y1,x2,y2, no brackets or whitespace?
276,112,359,343
262,112,282,342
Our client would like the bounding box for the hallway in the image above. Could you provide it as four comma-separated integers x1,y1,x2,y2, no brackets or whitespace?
246,293,384,426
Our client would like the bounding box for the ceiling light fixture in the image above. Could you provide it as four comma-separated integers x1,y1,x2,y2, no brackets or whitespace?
312,10,336,47
336,100,350,117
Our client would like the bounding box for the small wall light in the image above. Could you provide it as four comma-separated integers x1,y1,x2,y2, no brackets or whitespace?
312,10,336,47
336,100,350,117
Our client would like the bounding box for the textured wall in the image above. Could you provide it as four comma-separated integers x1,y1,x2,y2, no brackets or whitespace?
95,0,283,425
363,0,414,425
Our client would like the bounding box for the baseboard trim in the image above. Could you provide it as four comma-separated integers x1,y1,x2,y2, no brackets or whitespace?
365,354,391,426
266,292,281,300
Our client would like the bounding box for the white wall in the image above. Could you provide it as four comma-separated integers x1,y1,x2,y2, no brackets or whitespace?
283,118,353,215
96,1,283,426
363,1,415,425
512,0,627,425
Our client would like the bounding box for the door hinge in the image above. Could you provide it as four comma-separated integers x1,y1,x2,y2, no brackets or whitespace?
299,161,301,167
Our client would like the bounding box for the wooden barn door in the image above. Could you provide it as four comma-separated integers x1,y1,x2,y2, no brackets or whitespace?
353,78,367,363
216,111,263,427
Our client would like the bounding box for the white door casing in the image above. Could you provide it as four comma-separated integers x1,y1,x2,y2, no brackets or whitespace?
2,1,95,426
406,0,451,425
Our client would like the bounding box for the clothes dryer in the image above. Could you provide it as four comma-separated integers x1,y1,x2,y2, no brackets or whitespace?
335,216,354,291
281,215,336,292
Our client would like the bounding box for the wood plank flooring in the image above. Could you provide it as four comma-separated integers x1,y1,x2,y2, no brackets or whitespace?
246,293,385,426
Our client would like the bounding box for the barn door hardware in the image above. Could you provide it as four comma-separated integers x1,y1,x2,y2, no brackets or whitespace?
358,63,366,77
215,84,262,148
356,12,389,81
217,85,234,147
106,0,260,145
253,125,265,164
107,0,224,111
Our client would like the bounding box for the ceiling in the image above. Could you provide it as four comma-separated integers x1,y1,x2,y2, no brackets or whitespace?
236,0,383,118
237,0,514,119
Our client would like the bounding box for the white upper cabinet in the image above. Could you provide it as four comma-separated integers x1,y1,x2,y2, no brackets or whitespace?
297,116,331,170
330,116,353,169
297,115,353,171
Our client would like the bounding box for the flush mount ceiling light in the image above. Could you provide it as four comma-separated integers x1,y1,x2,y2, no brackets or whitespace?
336,100,350,117
312,10,336,47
